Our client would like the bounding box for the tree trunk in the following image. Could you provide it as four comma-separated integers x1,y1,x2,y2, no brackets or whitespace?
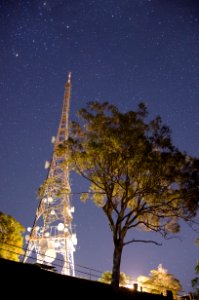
111,241,123,288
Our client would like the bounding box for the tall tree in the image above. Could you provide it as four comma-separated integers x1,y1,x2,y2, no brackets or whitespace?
0,211,25,261
137,264,182,299
58,101,199,288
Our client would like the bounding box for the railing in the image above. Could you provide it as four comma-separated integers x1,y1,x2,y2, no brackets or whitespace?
0,242,103,281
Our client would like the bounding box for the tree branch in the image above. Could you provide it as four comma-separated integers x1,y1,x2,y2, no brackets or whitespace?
123,238,162,246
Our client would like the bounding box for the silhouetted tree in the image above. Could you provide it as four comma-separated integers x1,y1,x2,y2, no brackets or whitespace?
60,101,199,288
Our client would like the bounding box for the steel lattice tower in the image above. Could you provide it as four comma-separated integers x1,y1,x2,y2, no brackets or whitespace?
23,72,77,276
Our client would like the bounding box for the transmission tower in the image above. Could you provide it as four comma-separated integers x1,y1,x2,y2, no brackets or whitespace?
23,72,77,276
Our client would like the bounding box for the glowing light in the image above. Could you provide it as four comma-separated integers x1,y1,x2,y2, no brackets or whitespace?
25,235,30,241
51,136,56,143
44,161,50,169
27,227,32,232
48,197,53,203
44,232,50,237
72,233,77,245
50,210,55,215
44,249,56,263
57,223,64,231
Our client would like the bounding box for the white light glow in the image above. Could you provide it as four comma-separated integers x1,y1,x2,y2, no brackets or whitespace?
55,241,60,247
48,197,53,203
70,206,75,213
44,161,50,169
72,233,77,245
44,249,56,263
51,136,56,143
57,223,64,231
25,235,30,241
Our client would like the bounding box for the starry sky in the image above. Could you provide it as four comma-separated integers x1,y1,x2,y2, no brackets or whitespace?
0,0,199,293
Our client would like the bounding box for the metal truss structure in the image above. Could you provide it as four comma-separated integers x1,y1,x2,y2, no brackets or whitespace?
23,73,77,276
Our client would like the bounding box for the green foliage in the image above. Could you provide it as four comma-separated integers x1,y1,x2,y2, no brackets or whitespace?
137,264,182,299
192,275,199,299
0,212,25,262
192,277,199,289
192,244,199,296
65,101,199,287
99,271,130,286
37,177,70,199
195,260,199,273
37,177,57,198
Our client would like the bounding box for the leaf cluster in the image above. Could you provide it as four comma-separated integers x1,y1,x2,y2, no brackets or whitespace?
0,212,25,261
137,264,182,299
98,270,130,286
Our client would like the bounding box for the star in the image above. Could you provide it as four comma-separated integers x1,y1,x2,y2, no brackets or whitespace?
13,52,19,57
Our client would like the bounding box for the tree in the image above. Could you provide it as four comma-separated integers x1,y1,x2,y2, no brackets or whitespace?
0,211,25,261
59,101,199,288
192,266,199,297
191,239,199,297
99,271,130,286
137,264,182,299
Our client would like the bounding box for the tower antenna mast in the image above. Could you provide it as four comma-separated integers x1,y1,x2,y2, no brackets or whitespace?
23,72,77,276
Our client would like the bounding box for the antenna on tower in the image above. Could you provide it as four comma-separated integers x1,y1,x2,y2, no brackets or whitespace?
68,71,71,83
23,73,77,276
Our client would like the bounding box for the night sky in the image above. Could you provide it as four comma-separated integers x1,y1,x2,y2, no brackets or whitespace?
0,0,199,293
